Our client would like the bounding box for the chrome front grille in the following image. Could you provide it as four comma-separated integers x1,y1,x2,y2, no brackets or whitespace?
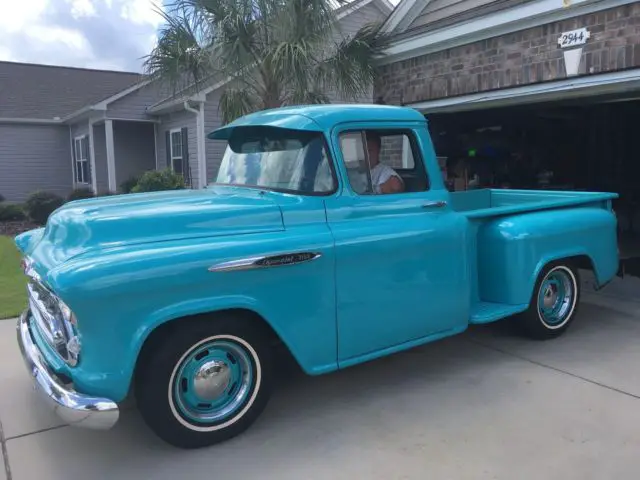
28,282,65,350
26,277,77,365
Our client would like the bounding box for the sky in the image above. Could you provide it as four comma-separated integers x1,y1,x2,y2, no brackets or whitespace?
0,0,400,73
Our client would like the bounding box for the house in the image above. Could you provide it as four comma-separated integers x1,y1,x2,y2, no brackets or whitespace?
0,0,393,202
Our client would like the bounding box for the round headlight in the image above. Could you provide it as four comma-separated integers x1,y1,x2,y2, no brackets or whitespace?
67,336,81,357
58,299,77,326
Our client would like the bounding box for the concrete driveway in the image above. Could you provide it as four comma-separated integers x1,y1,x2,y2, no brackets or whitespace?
1,293,640,480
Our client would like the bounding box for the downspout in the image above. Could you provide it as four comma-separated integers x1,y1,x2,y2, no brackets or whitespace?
69,127,75,188
184,100,206,189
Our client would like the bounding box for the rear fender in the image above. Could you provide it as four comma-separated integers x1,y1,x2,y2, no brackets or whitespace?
477,207,618,305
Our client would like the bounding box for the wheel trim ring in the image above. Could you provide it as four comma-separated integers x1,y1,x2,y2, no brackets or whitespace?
173,342,253,423
536,266,578,330
168,334,262,433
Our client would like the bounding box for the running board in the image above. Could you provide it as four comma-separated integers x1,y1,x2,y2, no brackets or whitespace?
470,301,529,324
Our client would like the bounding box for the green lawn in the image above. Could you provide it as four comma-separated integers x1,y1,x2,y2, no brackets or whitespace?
0,236,26,319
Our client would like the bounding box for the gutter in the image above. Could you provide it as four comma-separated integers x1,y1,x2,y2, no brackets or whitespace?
147,89,211,114
183,101,207,190
60,105,107,123
0,117,62,125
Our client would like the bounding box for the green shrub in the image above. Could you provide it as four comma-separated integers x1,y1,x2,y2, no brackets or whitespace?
131,169,185,193
119,176,140,194
25,191,65,225
67,187,95,202
0,203,26,221
0,193,5,202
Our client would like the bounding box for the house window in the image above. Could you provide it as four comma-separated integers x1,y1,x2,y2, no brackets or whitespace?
74,136,90,184
170,129,184,175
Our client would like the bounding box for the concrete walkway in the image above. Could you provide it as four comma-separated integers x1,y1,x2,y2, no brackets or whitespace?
2,295,640,480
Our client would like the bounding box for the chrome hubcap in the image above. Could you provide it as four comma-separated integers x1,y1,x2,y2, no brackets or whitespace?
543,285,558,310
537,267,575,327
171,339,255,424
193,360,231,401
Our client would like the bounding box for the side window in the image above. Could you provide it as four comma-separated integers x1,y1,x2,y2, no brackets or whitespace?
340,132,371,194
338,130,428,195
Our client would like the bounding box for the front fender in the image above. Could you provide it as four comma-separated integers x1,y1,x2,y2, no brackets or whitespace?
131,293,334,377
51,231,337,403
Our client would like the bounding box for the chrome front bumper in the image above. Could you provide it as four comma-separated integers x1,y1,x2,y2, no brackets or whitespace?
16,310,119,430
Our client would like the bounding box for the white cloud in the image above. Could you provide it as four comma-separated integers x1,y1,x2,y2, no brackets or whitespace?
68,0,97,19
120,0,163,26
26,25,90,51
0,0,49,32
0,0,164,72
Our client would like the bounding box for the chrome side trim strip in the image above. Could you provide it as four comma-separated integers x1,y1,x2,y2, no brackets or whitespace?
209,252,322,272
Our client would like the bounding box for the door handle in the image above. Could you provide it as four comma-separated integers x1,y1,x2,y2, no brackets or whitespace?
422,200,447,209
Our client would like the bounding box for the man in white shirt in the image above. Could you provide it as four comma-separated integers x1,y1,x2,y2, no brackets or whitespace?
366,132,405,194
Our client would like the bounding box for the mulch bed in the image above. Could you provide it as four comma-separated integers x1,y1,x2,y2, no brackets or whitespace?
0,220,40,237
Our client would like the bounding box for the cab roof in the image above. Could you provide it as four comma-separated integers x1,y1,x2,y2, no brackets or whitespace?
207,104,427,140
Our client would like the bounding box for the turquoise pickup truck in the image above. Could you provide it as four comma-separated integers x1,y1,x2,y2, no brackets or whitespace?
15,105,619,449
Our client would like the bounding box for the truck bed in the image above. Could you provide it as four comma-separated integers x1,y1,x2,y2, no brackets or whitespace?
449,189,618,218
449,188,619,325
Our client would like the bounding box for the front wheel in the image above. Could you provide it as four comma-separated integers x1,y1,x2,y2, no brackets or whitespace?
135,316,273,449
516,262,581,340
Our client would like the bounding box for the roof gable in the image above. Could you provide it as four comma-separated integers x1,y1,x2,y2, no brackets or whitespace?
381,0,537,37
0,61,142,120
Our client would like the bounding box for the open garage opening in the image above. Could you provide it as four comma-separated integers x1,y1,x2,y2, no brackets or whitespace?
424,92,640,278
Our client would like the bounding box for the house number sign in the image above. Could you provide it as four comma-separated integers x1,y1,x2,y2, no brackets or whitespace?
558,27,590,48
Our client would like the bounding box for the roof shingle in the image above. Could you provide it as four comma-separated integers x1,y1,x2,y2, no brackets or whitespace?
0,61,144,120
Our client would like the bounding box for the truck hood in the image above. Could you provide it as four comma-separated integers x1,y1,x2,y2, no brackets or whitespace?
18,188,284,270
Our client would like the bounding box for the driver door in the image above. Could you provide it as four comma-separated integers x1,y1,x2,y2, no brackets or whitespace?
324,122,469,365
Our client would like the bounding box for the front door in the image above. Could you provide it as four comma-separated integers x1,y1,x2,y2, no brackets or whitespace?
325,123,469,364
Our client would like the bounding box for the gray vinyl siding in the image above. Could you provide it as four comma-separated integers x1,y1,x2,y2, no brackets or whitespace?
0,124,72,201
107,82,172,121
69,122,89,139
155,110,198,187
407,0,534,31
204,91,227,182
410,0,498,29
113,121,156,188
337,1,386,37
92,123,109,194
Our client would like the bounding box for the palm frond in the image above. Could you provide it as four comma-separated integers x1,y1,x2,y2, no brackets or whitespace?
142,5,213,92
145,0,386,121
284,89,332,106
317,21,391,100
219,87,260,124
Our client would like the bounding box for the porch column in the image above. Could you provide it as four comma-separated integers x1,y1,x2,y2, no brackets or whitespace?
88,119,98,193
105,120,117,192
197,103,207,188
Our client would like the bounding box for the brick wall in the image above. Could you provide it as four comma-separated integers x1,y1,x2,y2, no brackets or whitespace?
380,135,405,168
376,3,640,105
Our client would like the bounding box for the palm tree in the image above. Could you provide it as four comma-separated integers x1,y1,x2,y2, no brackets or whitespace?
143,0,390,124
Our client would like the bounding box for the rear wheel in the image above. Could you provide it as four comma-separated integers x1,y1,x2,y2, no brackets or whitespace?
136,316,273,449
517,261,581,340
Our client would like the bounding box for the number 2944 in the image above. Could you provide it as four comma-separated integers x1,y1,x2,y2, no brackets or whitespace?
558,28,590,48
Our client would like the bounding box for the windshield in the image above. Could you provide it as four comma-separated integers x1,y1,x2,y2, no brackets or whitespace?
212,127,336,195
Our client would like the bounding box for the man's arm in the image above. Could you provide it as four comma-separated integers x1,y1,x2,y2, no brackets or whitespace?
379,174,404,194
